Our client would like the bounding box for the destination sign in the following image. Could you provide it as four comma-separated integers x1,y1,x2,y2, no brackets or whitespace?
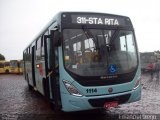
71,14,128,26
77,17,119,25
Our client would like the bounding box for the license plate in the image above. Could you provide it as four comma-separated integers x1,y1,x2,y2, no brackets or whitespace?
104,101,118,109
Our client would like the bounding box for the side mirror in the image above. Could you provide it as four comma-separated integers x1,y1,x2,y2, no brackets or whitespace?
51,30,61,47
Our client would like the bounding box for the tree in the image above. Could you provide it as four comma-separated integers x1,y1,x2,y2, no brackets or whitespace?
0,54,5,60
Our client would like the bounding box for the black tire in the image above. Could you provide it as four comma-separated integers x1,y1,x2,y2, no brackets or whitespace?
49,102,62,113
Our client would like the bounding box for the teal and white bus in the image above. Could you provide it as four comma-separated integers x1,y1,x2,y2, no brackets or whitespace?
23,12,141,112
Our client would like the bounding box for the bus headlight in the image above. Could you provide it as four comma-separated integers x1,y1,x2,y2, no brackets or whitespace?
133,78,141,90
63,80,83,97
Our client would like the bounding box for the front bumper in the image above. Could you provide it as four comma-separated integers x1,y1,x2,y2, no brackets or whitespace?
61,85,141,112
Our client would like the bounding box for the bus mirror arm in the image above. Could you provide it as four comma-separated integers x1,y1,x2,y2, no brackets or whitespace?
50,30,61,47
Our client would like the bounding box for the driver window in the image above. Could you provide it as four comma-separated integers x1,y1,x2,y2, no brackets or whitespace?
120,33,135,53
126,34,135,53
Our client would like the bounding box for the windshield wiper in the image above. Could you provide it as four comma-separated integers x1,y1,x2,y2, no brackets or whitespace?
82,25,94,39
104,28,120,52
108,28,120,45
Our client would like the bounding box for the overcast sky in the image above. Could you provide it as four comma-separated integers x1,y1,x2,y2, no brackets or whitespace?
0,0,160,60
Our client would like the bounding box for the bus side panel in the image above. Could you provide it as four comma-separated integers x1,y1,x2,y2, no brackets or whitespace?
35,60,46,95
34,38,46,95
25,60,34,86
24,48,35,88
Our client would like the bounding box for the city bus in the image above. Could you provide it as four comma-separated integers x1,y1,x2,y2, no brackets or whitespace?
10,60,19,74
10,60,23,74
140,52,156,72
4,61,10,73
19,60,23,74
0,60,10,74
23,12,141,112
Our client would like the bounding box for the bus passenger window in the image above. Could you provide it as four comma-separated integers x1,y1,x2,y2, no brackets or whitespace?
41,36,45,57
30,46,32,61
27,47,31,61
36,38,41,60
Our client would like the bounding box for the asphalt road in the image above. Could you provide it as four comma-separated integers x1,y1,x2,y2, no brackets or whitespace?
0,73,160,120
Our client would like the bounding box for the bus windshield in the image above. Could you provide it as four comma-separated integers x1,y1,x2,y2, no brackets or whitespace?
63,29,138,76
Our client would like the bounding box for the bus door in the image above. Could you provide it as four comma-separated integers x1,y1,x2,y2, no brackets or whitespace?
43,34,50,99
44,30,61,110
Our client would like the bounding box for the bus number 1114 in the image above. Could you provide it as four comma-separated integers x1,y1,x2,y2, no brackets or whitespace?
86,88,97,93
